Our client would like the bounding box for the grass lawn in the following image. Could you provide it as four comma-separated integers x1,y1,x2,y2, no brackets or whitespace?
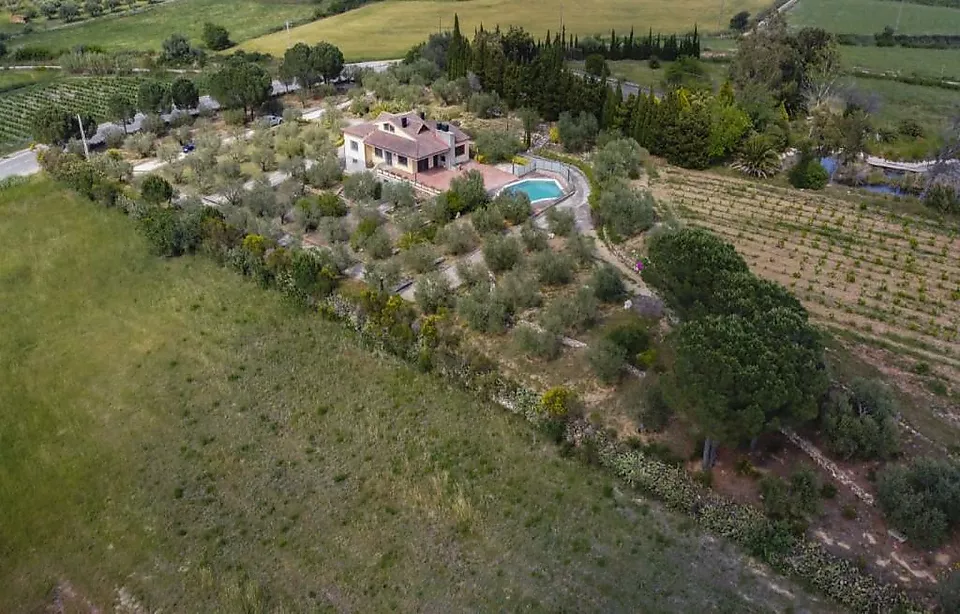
841,45,960,81
849,75,960,131
11,0,317,52
241,0,770,60
0,177,827,611
607,59,729,90
0,68,63,94
787,0,960,34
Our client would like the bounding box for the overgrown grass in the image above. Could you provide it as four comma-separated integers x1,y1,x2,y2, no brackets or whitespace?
242,0,770,60
0,177,823,611
787,0,960,35
848,75,959,133
841,45,960,81
12,0,317,52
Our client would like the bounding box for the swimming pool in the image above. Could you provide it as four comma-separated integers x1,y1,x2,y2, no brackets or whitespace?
503,178,564,202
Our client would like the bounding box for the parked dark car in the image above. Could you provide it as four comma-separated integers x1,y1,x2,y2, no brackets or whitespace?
182,142,196,153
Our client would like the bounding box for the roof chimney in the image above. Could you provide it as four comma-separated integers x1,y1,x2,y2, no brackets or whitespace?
419,111,425,120
400,117,408,128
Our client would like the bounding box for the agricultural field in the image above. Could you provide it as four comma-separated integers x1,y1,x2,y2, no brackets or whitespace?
0,177,827,612
10,0,317,52
241,0,769,60
655,169,960,446
847,76,959,135
0,68,62,94
0,76,140,147
841,46,960,81
787,0,960,34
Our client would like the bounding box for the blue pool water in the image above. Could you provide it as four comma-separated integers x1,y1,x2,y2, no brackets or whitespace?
504,178,564,202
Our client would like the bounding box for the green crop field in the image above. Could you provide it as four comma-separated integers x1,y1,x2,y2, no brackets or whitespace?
0,178,826,611
787,0,960,34
0,76,141,147
0,68,63,94
841,46,960,81
241,0,769,60
12,0,317,52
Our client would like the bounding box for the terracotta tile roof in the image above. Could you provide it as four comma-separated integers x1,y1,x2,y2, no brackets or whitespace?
343,122,377,138
365,129,449,159
345,111,471,159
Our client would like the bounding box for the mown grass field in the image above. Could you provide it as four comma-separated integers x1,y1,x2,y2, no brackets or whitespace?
841,46,960,81
12,0,316,52
241,0,770,60
0,177,824,612
787,0,960,34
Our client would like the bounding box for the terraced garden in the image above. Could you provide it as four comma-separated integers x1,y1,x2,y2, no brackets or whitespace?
658,170,960,386
0,76,141,146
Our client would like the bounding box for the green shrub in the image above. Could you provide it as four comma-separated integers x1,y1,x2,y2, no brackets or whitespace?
592,265,626,303
361,228,393,260
448,170,489,213
317,191,347,217
483,234,522,272
541,287,598,333
592,137,646,185
597,180,656,241
520,221,549,251
546,207,576,236
789,153,829,190
402,243,438,274
640,382,673,431
877,457,960,549
471,203,506,234
820,378,900,460
493,190,532,225
458,285,511,333
456,260,489,288
531,250,575,286
474,129,523,162
141,174,173,204
382,181,416,209
820,483,838,499
319,217,349,244
557,111,599,153
343,171,381,202
497,267,541,312
438,220,478,255
924,183,960,215
588,338,627,384
565,232,596,266
514,325,562,361
603,317,651,361
415,271,454,314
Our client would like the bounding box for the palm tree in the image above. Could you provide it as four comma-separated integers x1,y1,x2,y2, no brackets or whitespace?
731,134,781,179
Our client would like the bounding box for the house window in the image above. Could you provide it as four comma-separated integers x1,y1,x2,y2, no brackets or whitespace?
398,155,408,166
350,140,359,151
455,145,465,156
383,123,394,132
374,147,383,158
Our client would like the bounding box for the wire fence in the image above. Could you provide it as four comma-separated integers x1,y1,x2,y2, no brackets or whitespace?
512,157,572,182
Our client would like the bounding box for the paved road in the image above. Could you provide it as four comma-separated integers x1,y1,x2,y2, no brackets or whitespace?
0,61,395,181
0,148,40,179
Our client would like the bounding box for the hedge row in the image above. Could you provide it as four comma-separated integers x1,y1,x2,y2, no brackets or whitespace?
319,291,917,614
